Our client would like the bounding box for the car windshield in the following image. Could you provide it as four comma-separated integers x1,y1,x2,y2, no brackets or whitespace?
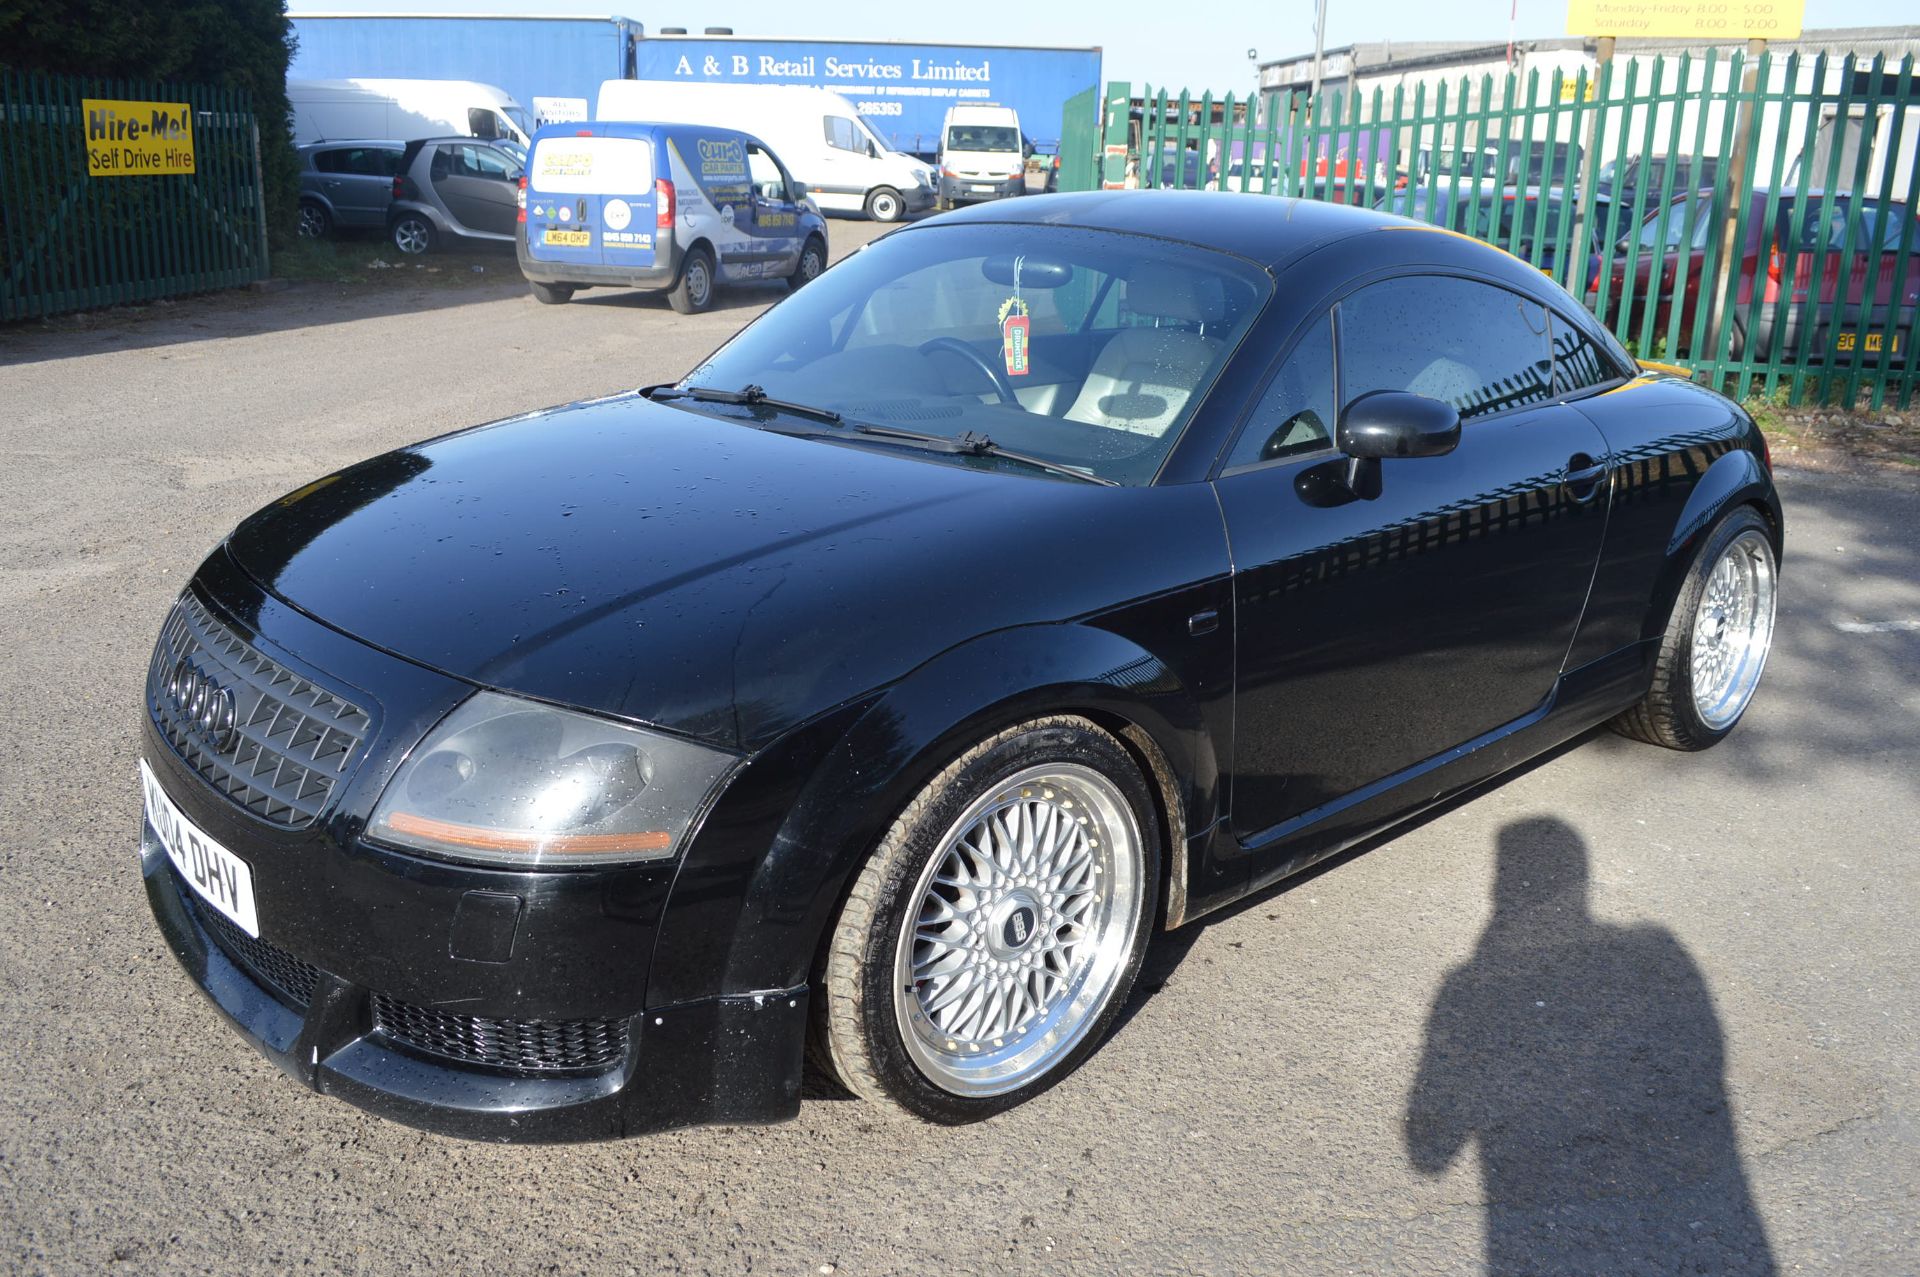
948,125,1021,153
678,223,1272,485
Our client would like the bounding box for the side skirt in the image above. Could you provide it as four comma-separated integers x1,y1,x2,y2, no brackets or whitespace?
1179,640,1655,924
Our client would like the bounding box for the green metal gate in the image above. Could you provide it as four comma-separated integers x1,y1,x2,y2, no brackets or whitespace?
1069,54,1919,409
1,70,269,323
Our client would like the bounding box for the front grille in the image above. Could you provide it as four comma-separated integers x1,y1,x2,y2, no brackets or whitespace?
370,993,629,1073
146,592,371,827
194,896,323,1009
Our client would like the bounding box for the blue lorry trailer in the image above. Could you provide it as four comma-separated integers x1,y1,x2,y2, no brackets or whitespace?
288,13,644,125
288,16,1101,158
632,36,1102,156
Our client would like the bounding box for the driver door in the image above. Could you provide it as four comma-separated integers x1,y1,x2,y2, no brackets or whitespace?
1214,275,1612,874
436,143,520,236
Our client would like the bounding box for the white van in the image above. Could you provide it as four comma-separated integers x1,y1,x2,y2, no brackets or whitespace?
290,79,533,147
595,80,933,222
938,104,1026,209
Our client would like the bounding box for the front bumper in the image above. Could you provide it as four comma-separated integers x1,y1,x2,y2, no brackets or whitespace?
137,561,806,1141
940,175,1023,205
144,831,807,1141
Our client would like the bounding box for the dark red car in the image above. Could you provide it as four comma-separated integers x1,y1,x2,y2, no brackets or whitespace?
1588,188,1919,363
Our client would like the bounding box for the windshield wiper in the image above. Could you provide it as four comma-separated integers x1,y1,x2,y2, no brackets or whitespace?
849,423,1119,486
641,383,845,427
641,385,1116,486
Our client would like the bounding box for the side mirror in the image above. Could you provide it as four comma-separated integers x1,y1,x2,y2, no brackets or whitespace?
1335,390,1460,497
1337,390,1461,459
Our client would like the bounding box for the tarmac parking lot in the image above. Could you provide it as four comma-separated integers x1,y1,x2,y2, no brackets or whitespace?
2,220,1917,1275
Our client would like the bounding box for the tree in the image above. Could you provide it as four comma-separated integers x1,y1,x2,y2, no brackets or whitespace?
0,0,299,249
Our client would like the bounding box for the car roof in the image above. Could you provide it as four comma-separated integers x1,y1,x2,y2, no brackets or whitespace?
299,139,404,149
929,190,1406,270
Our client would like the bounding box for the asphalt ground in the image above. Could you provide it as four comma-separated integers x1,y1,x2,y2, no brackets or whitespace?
2,219,1916,1275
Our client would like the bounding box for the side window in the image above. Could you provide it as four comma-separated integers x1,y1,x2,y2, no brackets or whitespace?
453,145,516,180
1338,276,1552,421
824,117,862,153
468,107,499,140
1224,315,1337,470
747,146,785,200
1549,311,1621,395
312,149,346,174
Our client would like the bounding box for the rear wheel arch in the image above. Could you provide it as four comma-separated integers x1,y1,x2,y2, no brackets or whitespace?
1643,445,1781,644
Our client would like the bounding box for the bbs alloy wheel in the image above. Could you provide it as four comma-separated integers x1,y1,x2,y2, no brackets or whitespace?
1613,506,1778,750
817,717,1159,1121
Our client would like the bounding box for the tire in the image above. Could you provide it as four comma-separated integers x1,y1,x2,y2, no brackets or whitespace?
865,186,904,223
528,281,574,305
1612,506,1777,750
815,715,1161,1123
786,235,826,291
297,200,332,241
390,214,434,256
668,245,714,314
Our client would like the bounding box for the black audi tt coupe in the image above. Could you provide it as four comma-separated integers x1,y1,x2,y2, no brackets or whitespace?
139,191,1782,1139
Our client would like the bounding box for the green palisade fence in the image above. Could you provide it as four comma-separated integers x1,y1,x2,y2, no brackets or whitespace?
1,70,269,323
1065,55,1919,409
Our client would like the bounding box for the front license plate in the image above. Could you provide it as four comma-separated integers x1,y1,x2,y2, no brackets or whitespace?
971,184,996,193
544,228,591,247
140,758,259,937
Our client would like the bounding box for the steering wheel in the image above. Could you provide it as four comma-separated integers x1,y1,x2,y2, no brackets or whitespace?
918,337,1020,406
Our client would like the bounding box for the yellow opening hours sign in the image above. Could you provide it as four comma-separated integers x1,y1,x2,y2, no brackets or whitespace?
84,99,196,177
1566,0,1803,40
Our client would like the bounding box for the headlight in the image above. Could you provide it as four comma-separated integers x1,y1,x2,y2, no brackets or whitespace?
367,691,738,868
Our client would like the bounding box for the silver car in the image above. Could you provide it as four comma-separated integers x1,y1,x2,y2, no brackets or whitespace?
386,136,527,256
296,141,406,240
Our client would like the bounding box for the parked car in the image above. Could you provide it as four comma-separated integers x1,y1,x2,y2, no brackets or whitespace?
1593,153,1720,228
1375,184,1591,277
517,120,827,311
138,192,1780,1139
1588,188,1919,362
385,136,527,255
296,140,405,240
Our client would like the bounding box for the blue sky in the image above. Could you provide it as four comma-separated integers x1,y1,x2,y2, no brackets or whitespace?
311,0,1914,91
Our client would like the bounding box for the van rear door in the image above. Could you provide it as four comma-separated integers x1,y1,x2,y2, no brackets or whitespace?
525,132,657,270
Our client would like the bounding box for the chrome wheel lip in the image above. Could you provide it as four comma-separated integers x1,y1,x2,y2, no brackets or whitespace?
1690,528,1777,731
892,762,1143,1098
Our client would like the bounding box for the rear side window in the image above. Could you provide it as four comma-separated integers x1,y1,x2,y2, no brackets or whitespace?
1549,312,1623,395
315,146,401,177
1224,314,1337,470
1338,276,1553,421
1776,199,1915,252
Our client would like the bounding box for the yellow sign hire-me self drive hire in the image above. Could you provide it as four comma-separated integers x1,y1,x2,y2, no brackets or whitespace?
84,99,196,176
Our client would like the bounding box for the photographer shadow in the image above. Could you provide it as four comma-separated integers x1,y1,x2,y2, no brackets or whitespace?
1406,816,1776,1274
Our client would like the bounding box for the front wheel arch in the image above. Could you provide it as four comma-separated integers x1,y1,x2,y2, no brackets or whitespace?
643,625,1220,1011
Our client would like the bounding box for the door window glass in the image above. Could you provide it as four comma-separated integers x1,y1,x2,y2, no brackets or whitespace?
747,146,786,201
453,144,518,180
1339,276,1552,421
823,117,863,153
312,148,348,174
467,107,498,139
1224,316,1337,469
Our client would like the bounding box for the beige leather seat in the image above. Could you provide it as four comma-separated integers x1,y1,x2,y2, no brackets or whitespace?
1064,264,1227,437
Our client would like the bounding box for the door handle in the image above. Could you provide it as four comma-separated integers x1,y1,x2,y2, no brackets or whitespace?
1561,453,1609,503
